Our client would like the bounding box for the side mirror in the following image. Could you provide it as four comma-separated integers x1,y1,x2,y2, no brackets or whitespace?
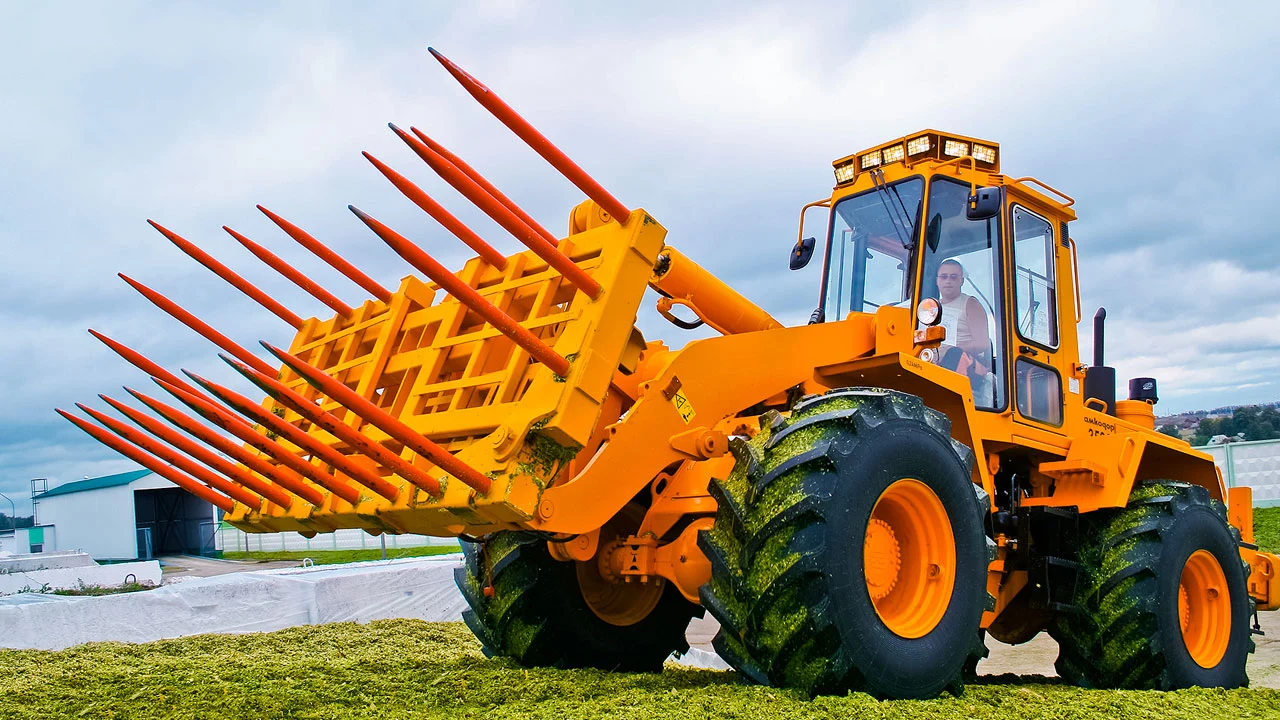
966,186,1001,221
790,236,816,270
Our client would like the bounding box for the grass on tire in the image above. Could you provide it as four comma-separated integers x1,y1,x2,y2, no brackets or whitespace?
0,620,1277,719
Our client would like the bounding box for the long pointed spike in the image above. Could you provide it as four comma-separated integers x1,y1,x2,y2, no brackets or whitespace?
348,206,570,377
153,377,361,505
75,402,262,509
389,124,602,299
262,342,493,495
257,205,392,302
88,329,253,429
99,393,294,509
409,127,558,247
219,354,443,497
183,370,401,503
361,151,507,269
224,226,355,316
427,47,632,223
57,409,235,512
147,219,305,328
117,274,279,377
126,386,325,507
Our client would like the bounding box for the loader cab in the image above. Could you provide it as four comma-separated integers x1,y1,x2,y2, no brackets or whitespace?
818,131,1080,426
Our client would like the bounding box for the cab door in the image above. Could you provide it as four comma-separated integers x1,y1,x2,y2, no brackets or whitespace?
1008,200,1068,431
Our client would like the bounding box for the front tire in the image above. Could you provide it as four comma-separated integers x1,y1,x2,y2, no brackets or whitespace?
699,388,989,698
455,531,700,671
1050,481,1254,689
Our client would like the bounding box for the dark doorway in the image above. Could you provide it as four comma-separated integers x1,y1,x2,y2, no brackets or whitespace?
134,488,214,557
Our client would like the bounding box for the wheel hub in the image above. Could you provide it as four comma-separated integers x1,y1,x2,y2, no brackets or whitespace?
864,518,901,600
863,478,956,639
1178,549,1230,669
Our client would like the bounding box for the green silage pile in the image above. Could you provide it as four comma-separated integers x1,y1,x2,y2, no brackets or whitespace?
1255,506,1280,553
0,621,1276,719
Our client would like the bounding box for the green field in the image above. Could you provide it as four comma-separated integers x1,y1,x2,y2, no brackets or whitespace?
219,544,460,566
0,620,1275,719
1255,507,1280,553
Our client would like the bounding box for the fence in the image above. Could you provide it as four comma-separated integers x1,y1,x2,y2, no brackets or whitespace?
214,526,459,555
1197,437,1280,507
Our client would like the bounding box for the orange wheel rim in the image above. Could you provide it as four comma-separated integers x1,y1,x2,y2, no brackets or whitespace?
575,505,663,627
864,478,956,638
1179,549,1230,668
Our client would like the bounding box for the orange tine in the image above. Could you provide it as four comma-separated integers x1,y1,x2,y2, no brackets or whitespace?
427,47,632,224
90,329,205,400
147,219,305,329
410,127,558,247
224,226,354,316
57,409,234,513
390,124,602,299
154,377,361,505
118,274,278,377
126,386,325,507
99,393,294,509
362,151,507,269
76,403,263,509
219,354,444,497
184,371,401,503
349,205,570,377
261,342,493,494
258,205,392,303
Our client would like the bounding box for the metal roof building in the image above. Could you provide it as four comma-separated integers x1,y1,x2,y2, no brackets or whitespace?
32,468,218,560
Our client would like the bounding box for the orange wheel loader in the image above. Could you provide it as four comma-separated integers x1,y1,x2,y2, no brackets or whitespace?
63,49,1278,699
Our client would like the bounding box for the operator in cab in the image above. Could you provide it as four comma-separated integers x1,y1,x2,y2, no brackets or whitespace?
934,259,994,403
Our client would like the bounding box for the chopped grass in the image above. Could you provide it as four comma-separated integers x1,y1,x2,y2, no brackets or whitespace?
1255,507,1280,554
50,581,156,597
219,544,460,566
0,620,1275,719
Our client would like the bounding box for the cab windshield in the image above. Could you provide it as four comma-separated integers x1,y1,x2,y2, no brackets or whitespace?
822,177,924,319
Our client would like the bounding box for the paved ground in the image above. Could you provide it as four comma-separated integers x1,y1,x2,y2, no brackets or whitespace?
687,609,1280,687
157,555,299,582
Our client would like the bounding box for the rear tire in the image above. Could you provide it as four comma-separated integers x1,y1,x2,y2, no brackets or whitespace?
1050,481,1254,689
455,531,700,671
698,388,990,698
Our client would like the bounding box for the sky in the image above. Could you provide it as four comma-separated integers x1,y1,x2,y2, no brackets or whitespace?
1,1,1277,513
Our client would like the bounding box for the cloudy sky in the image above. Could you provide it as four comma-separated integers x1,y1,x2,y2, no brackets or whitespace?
1,1,1276,512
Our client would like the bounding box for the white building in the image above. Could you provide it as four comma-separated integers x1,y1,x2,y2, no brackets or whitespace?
31,469,219,561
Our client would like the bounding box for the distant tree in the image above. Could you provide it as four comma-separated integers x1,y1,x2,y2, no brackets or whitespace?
0,514,34,530
1157,424,1182,439
1190,405,1280,446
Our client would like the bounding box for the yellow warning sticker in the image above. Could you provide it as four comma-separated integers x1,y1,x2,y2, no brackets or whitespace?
671,389,696,424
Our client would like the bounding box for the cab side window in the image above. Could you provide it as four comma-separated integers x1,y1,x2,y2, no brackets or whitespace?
1012,206,1058,348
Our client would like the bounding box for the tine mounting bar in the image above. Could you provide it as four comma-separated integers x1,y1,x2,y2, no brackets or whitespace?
224,226,355,316
185,371,402,503
258,205,392,302
220,354,444,497
362,150,508,269
148,219,305,329
261,342,493,495
126,386,325,507
154,377,361,505
118,274,278,377
349,206,571,377
391,124,601,299
58,409,235,512
76,403,263,508
427,47,632,224
99,393,294,509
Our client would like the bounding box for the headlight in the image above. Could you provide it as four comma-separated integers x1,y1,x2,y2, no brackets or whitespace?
860,152,882,170
907,136,931,155
916,297,942,326
943,139,970,158
834,161,857,184
881,144,905,163
971,144,997,164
